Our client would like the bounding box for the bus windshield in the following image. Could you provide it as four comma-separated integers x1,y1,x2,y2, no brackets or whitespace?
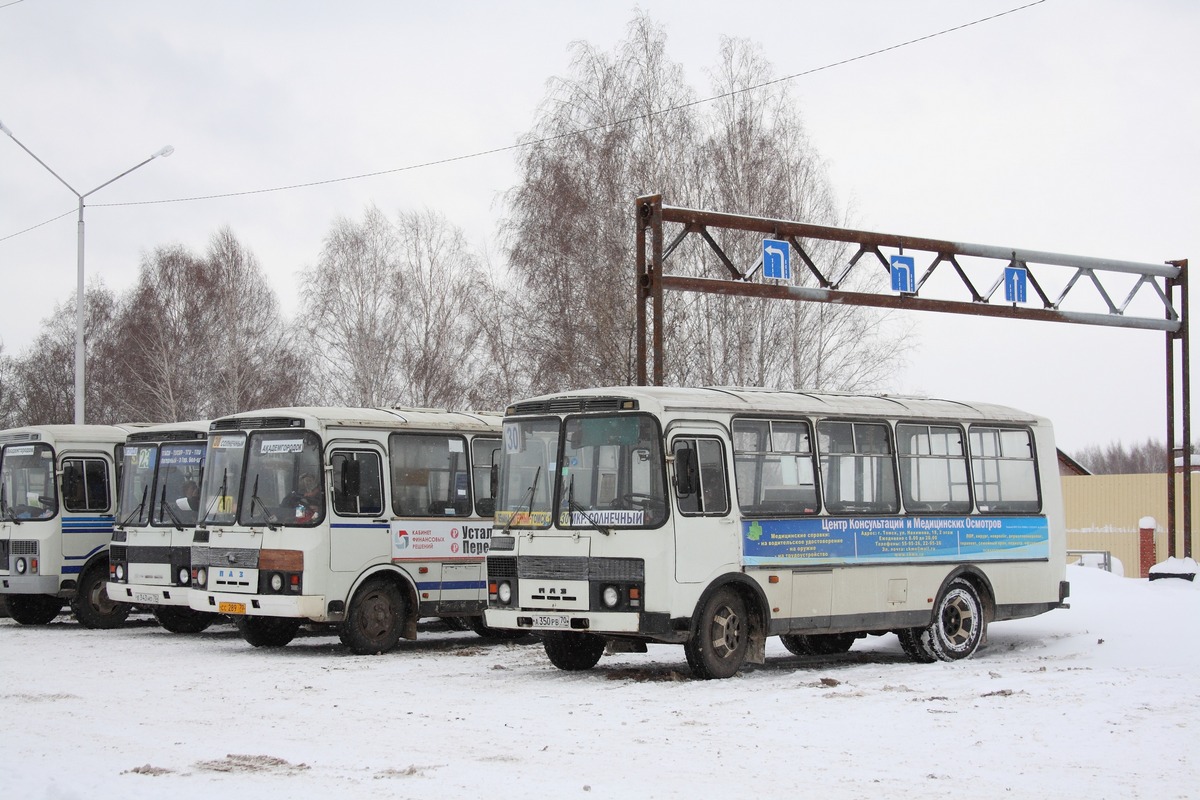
152,442,205,528
240,431,325,527
558,413,667,529
0,443,57,521
118,444,158,526
199,433,246,527
495,418,558,529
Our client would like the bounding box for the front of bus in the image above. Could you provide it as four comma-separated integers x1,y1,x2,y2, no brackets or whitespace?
188,415,329,627
484,394,676,643
0,432,64,622
108,429,209,623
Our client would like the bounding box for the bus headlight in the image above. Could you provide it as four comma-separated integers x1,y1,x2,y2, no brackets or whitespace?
15,557,26,575
497,581,513,605
195,567,207,587
269,573,284,592
115,564,125,581
177,567,189,585
602,585,620,609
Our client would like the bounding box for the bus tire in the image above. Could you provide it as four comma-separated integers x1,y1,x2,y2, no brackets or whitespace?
339,579,405,654
70,563,131,630
4,594,64,625
685,586,749,680
928,577,986,661
237,615,301,648
780,634,815,656
543,631,605,671
897,627,937,663
153,606,217,634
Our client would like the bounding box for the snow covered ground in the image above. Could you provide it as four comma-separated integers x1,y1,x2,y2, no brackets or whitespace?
1,564,1196,799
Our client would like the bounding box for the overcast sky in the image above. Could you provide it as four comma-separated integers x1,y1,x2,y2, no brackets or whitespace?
1,0,1195,453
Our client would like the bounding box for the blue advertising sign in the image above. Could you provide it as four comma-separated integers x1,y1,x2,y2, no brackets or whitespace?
742,515,1050,566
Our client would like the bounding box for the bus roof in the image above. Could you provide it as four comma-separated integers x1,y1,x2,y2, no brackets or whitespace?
125,419,211,443
208,406,503,433
0,423,151,447
505,386,1047,426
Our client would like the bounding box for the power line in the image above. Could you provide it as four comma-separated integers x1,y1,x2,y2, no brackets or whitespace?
4,1,1046,231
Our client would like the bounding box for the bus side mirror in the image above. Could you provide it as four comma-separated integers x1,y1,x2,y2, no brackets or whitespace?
674,449,698,496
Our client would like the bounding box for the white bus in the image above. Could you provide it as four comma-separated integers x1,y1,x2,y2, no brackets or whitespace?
187,407,505,652
484,386,1070,679
0,424,145,628
106,421,218,633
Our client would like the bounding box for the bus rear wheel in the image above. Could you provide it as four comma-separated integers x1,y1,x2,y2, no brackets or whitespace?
71,563,131,629
928,577,986,660
685,586,749,680
340,579,405,654
543,631,605,671
153,606,217,634
3,594,64,625
897,627,937,663
781,632,857,656
237,615,301,648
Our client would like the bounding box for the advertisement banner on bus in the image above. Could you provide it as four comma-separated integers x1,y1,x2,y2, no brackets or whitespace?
742,515,1050,565
391,520,493,561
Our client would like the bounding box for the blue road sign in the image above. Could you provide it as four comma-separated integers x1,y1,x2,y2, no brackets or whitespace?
890,254,916,294
1005,265,1028,303
763,238,790,281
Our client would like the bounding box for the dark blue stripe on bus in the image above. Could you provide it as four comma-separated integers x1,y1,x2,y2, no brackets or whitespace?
330,523,390,530
416,581,486,591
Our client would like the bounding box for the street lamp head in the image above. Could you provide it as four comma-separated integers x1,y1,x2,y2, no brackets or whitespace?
154,145,175,158
0,119,12,137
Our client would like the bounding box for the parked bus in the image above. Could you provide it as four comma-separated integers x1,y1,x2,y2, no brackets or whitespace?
484,386,1070,679
106,421,218,633
0,424,146,628
187,407,504,652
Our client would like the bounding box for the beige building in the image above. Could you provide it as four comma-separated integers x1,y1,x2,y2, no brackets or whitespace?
1061,471,1199,577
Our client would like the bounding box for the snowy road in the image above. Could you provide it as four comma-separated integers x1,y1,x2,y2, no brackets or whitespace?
1,565,1196,799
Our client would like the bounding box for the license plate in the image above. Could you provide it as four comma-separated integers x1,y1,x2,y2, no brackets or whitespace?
530,614,571,629
134,592,158,603
219,601,246,615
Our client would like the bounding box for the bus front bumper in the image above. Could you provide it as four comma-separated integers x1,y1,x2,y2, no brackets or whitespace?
189,590,326,620
485,607,672,637
107,581,192,608
1,574,60,595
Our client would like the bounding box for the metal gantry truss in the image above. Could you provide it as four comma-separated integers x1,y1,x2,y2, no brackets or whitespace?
634,194,1192,558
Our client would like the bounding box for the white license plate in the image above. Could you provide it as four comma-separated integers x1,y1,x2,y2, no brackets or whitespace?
134,592,158,603
530,614,571,629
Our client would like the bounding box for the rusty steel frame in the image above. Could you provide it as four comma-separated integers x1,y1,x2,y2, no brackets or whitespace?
635,194,1192,558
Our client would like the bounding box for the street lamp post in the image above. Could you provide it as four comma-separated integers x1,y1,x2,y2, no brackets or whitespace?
0,119,173,424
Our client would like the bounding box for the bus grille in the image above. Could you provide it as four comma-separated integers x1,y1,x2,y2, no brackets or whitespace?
507,396,631,415
11,540,38,555
516,556,643,582
487,556,517,579
191,547,258,569
210,417,303,432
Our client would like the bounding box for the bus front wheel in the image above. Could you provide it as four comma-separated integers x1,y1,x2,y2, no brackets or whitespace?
3,594,64,625
71,563,131,630
153,606,217,634
237,615,301,648
543,631,605,671
339,579,405,654
685,586,749,680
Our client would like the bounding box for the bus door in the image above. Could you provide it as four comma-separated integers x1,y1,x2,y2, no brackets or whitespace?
59,452,115,577
668,425,735,584
327,443,389,574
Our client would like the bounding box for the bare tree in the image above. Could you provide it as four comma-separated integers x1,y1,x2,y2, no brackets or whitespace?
1075,438,1177,475
301,207,488,409
502,14,899,394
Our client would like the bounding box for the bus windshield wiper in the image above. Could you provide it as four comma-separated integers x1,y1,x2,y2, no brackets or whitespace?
248,474,279,530
197,468,226,528
118,485,149,528
158,485,185,531
0,484,20,525
500,466,540,536
564,474,610,535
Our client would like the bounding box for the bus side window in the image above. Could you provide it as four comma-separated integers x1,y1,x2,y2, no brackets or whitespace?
62,458,111,513
332,451,384,516
673,438,729,516
471,437,501,517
